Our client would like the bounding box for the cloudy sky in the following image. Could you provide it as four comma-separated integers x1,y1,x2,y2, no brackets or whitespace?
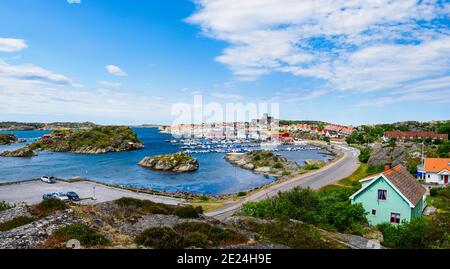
0,0,449,125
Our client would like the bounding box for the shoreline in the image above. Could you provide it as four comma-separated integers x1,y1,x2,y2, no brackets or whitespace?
0,141,345,203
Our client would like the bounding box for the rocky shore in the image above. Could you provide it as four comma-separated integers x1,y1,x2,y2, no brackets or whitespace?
0,146,36,158
0,134,18,145
225,150,301,177
139,152,199,173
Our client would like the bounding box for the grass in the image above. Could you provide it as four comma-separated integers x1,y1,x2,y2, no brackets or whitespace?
0,216,37,232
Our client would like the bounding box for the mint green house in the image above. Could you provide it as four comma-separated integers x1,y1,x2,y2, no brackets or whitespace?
350,164,427,226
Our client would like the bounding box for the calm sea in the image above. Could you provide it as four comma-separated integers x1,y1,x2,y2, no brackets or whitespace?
0,128,331,194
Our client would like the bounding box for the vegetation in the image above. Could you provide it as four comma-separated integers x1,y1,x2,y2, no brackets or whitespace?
0,133,17,144
0,216,37,232
436,140,450,158
0,121,96,130
0,201,13,212
50,224,109,247
29,126,142,153
233,218,345,249
135,222,247,249
238,187,367,234
31,198,69,217
115,197,203,218
378,186,450,249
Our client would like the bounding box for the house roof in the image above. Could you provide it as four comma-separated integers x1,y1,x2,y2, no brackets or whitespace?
424,158,450,173
350,164,427,207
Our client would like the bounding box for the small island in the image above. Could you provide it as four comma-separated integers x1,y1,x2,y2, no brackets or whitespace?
0,134,18,145
0,146,36,158
225,150,301,177
139,152,199,172
6,126,145,156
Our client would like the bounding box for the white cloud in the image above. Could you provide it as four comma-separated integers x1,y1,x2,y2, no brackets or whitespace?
0,38,27,52
0,61,169,121
67,0,81,4
106,65,127,77
210,92,242,100
188,0,450,101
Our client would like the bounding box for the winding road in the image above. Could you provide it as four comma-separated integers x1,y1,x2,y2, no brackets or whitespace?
205,144,360,221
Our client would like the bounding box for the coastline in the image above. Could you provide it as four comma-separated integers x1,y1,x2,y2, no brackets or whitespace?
0,141,345,205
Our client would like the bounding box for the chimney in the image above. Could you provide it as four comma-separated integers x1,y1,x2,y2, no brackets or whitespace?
384,163,392,171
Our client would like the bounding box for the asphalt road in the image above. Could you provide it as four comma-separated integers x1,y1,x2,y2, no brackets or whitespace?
0,180,184,206
205,144,360,221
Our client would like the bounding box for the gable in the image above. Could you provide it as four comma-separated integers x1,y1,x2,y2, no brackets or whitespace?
350,175,415,208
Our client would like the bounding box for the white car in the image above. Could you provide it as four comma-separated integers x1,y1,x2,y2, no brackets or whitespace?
53,192,70,201
41,176,56,184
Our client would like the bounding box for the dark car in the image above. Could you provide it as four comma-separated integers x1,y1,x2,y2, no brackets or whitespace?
66,191,80,201
42,193,55,200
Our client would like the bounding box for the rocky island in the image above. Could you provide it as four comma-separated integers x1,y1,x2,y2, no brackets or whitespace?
0,134,18,145
225,150,301,177
139,152,199,172
0,146,36,158
15,126,145,155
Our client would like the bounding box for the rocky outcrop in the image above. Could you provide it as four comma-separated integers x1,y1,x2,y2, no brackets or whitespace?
0,205,32,224
23,126,144,155
139,152,199,172
0,210,85,249
225,151,300,177
368,142,420,167
0,134,17,145
0,146,36,158
304,159,325,166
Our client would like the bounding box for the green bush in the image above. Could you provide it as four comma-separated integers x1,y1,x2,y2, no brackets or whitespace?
238,192,247,197
52,224,109,246
31,198,68,216
239,187,368,234
173,206,203,218
377,218,437,249
304,163,320,170
273,162,284,169
183,232,210,248
358,147,371,163
115,197,202,218
174,222,247,247
135,227,183,249
430,188,439,197
0,201,13,212
0,216,37,232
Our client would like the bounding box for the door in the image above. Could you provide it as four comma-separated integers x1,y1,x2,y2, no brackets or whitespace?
445,175,449,184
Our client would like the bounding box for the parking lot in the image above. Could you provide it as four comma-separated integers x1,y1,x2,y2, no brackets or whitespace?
0,180,184,206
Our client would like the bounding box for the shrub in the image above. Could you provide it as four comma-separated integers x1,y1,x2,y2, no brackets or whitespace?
173,206,203,218
0,216,37,232
377,218,432,249
174,222,248,247
31,198,68,217
0,201,13,212
430,188,439,197
358,147,371,163
273,162,284,169
52,224,109,247
239,187,368,234
304,163,320,170
135,227,182,249
183,232,210,248
199,196,209,202
238,192,247,197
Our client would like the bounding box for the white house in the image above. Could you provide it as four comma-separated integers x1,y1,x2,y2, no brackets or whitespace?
418,158,450,185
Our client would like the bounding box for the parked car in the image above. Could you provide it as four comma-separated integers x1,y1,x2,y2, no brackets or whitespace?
42,192,69,202
54,192,69,202
42,193,55,200
41,176,56,184
66,191,80,201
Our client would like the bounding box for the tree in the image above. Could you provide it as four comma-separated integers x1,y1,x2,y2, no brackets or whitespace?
437,140,450,158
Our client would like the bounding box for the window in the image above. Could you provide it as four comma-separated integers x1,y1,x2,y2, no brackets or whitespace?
377,189,387,200
390,213,401,224
371,209,377,216
428,174,431,179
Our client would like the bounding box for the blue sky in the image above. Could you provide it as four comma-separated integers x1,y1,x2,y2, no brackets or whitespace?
0,0,449,126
